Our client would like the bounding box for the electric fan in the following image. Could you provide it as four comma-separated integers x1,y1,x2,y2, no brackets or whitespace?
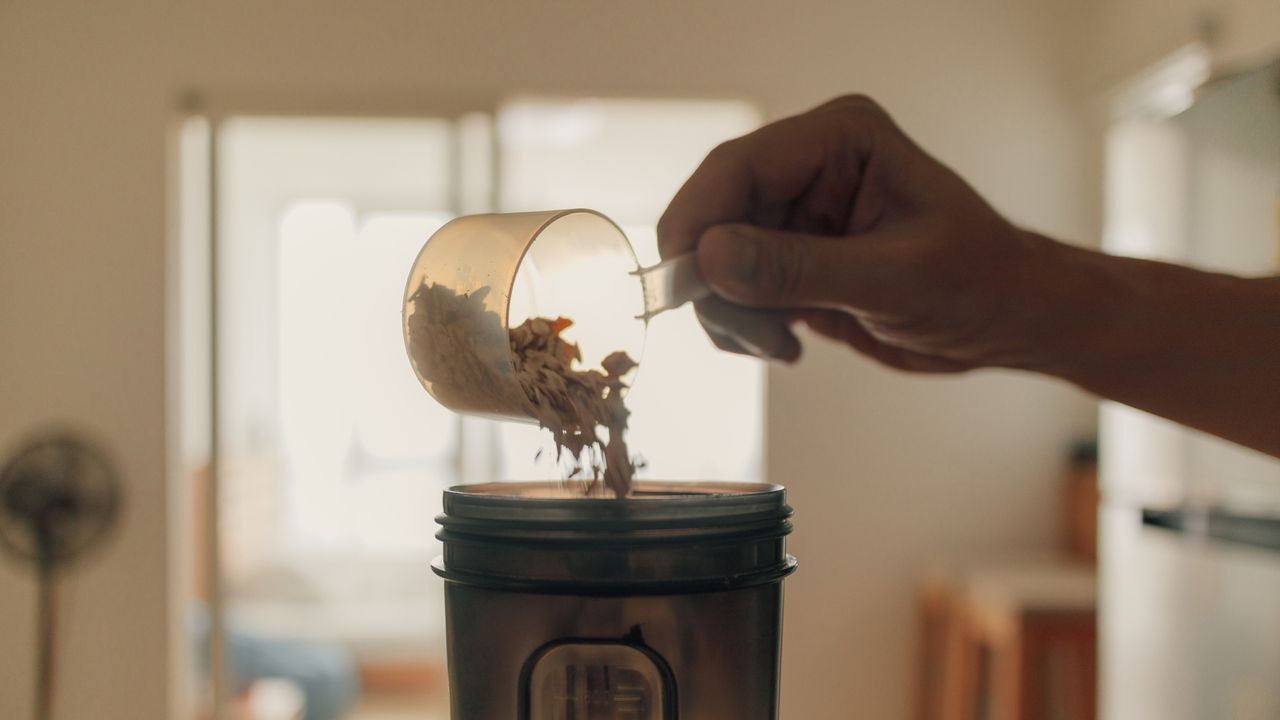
0,431,122,720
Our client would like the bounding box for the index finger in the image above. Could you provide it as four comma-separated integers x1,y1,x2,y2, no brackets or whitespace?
656,95,882,260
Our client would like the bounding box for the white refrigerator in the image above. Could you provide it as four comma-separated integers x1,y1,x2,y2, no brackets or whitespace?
1100,57,1280,719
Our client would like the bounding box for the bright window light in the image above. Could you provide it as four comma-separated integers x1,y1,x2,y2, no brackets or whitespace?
495,98,764,484
278,203,456,552
218,117,457,564
210,102,764,660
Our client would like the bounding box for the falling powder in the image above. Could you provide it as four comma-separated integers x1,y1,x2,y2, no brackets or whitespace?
406,282,640,497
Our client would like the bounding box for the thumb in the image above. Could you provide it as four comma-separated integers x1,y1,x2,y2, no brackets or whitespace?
696,223,890,309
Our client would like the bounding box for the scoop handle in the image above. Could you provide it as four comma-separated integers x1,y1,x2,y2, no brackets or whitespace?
635,254,794,360
633,253,712,321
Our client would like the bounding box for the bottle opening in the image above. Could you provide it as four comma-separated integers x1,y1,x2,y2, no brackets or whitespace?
452,480,779,501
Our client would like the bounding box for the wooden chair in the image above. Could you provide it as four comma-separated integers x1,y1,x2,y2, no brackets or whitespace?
916,443,1099,720
916,562,1097,720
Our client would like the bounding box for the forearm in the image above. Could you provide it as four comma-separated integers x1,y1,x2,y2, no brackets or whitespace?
1014,232,1280,458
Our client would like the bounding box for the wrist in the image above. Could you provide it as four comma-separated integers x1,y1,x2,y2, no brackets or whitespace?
996,230,1134,379
1004,233,1273,390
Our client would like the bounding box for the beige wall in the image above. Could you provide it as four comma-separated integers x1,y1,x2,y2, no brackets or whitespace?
0,1,1114,717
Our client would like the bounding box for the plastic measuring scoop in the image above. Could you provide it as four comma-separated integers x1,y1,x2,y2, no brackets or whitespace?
402,208,781,423
403,209,651,423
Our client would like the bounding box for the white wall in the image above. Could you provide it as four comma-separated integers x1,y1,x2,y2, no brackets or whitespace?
0,2,1100,718
1073,0,1280,95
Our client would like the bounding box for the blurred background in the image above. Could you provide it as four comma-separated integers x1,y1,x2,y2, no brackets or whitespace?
0,1,1277,719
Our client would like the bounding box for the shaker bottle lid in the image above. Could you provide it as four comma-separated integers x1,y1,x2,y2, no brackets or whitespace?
433,480,797,595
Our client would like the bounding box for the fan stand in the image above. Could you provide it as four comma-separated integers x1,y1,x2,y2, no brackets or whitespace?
34,542,56,720
0,432,121,720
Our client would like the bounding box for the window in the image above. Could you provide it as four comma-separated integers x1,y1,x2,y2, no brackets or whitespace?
215,118,460,568
195,99,765,690
277,204,456,551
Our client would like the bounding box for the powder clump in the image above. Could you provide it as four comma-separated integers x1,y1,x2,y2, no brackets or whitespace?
406,282,639,497
509,316,638,497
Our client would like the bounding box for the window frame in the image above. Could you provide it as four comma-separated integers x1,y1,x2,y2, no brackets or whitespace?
177,91,504,718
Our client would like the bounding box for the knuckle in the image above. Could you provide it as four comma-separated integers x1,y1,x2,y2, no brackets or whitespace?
826,94,892,131
831,93,880,111
819,94,885,118
700,223,733,244
759,238,807,301
705,138,740,163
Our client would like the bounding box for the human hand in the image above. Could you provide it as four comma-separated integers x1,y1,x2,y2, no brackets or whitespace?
657,95,1048,372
